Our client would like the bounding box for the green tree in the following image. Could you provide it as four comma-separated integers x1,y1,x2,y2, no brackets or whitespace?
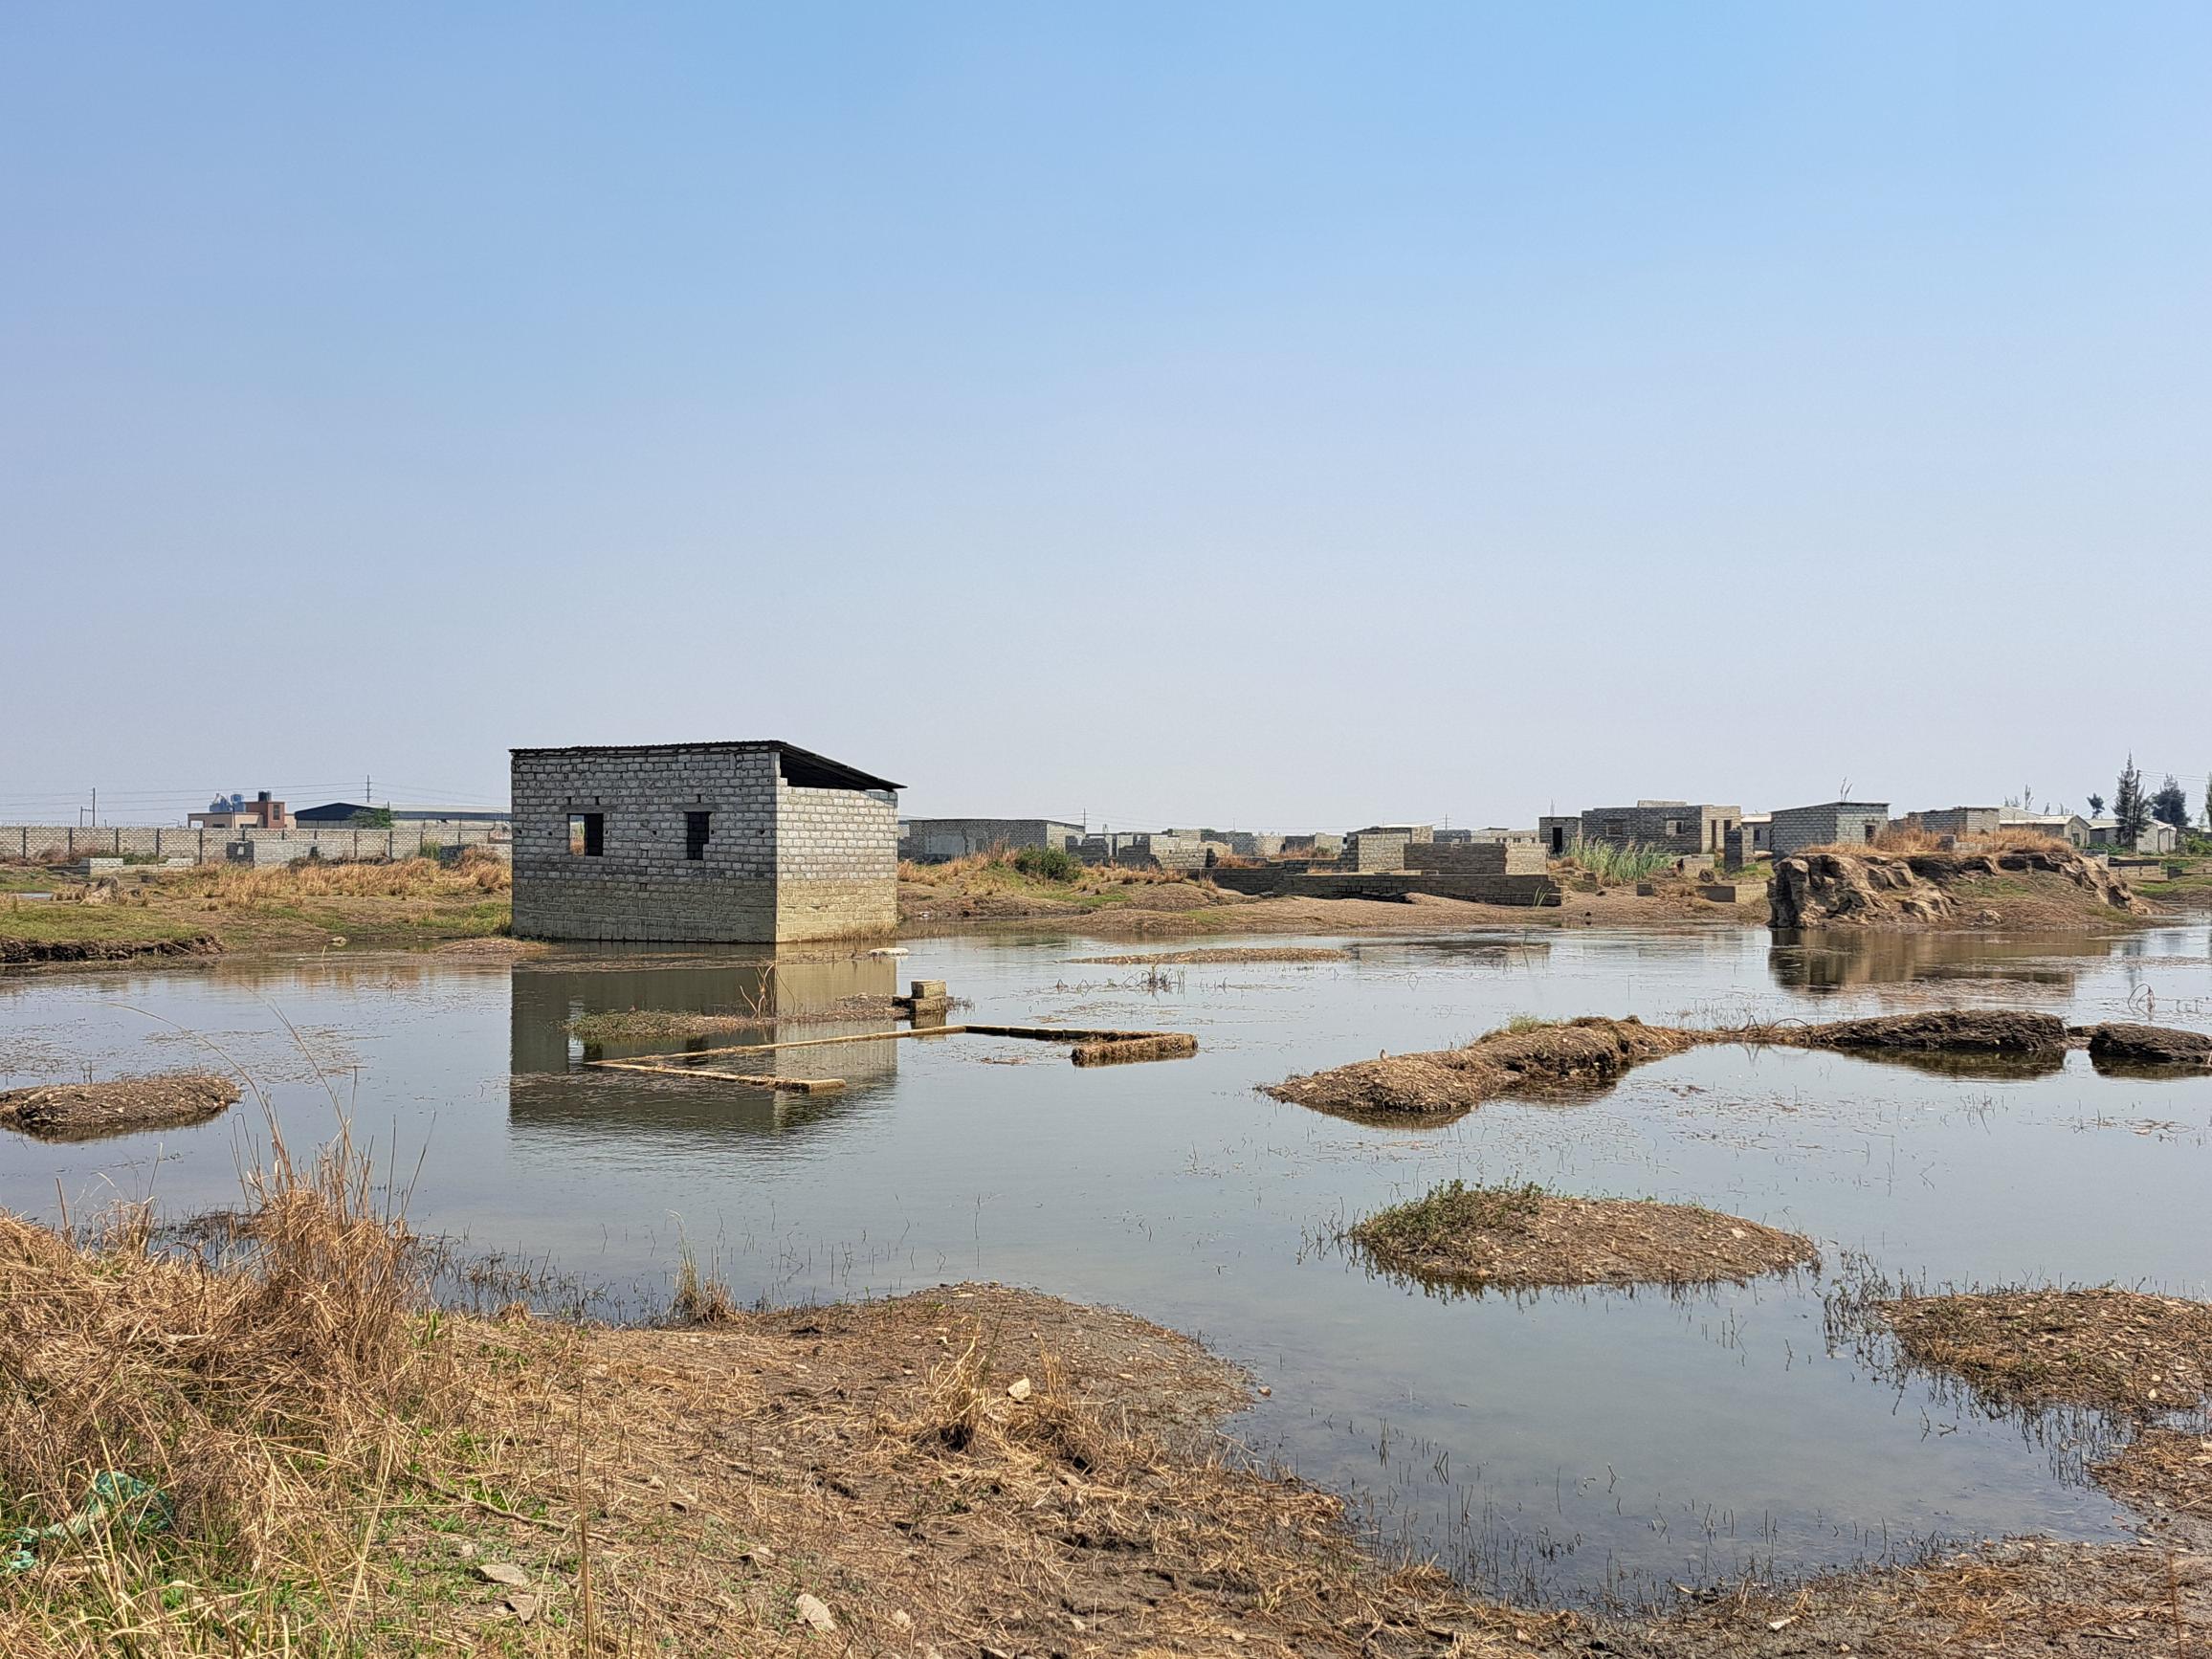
2150,774,2190,831
2113,755,2148,848
2086,792,2105,817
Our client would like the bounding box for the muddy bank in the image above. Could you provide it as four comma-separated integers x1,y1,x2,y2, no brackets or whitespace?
1799,1007,2069,1054
1771,841,2151,930
1270,1016,1702,1121
2087,1021,2212,1070
1880,1287,2212,1418
1272,1008,2212,1122
0,932,222,965
1349,1181,1817,1291
0,1073,240,1140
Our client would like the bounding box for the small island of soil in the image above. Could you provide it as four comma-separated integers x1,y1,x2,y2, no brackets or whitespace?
1349,1180,1818,1290
0,1073,240,1141
1881,1287,2212,1417
1270,1016,1702,1120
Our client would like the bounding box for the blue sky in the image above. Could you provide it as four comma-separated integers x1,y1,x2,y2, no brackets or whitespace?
6,3,2206,828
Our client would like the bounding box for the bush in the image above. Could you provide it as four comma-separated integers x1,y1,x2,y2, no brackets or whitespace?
1011,844,1082,883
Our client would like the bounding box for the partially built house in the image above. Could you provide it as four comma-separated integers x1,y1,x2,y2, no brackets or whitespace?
1546,803,1743,858
898,818,1081,862
511,741,900,943
1768,801,1891,858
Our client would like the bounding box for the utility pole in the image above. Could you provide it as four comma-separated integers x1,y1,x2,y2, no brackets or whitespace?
90,787,97,828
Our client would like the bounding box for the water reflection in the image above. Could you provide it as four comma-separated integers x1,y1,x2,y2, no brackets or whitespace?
507,948,902,1145
1768,929,2114,994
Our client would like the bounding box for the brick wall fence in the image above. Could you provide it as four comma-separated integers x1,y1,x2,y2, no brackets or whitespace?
1,823,510,864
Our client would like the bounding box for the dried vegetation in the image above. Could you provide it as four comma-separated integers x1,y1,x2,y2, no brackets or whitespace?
1349,1181,1818,1290
0,1073,240,1141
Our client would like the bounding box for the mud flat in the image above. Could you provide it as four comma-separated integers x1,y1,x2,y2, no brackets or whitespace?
1272,1009,2212,1122
2086,1021,2212,1071
1349,1180,1817,1290
1269,1016,1702,1121
0,1073,240,1140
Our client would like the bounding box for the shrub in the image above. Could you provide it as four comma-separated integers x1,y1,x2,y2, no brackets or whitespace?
1011,844,1081,883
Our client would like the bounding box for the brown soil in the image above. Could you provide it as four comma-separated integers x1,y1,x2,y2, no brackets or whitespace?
1576,1537,2211,1657
1771,841,2152,931
1349,1183,1817,1290
1799,1008,2069,1054
1881,1287,2212,1417
2088,1022,2212,1069
0,1073,240,1140
1074,945,1352,964
1269,1017,1703,1121
0,933,222,965
2097,1428,2212,1520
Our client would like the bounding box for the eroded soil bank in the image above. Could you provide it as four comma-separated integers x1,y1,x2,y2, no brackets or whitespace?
1770,839,2153,930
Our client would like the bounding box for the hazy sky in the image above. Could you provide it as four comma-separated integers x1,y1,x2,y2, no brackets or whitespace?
6,3,2207,829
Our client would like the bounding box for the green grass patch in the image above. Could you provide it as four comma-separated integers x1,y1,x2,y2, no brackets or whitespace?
0,902,209,947
1350,1180,1547,1254
1560,841,1677,883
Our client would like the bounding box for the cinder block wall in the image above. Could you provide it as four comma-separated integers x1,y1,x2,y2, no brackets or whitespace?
775,783,897,939
511,746,781,942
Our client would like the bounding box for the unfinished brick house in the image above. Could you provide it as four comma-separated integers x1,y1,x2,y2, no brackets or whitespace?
1547,802,1742,858
1768,801,1891,858
511,741,900,943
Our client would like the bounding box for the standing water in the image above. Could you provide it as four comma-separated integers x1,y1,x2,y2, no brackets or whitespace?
1,920,2208,1604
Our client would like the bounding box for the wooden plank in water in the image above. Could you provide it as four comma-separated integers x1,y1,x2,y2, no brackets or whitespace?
657,1025,971,1061
587,1058,847,1094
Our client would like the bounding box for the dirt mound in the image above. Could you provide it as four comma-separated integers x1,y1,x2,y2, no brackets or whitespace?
1797,1009,2068,1054
1881,1287,2212,1417
0,933,222,965
0,1073,240,1140
2086,1022,2212,1069
1770,843,2152,931
1267,1016,1699,1121
1349,1181,1817,1290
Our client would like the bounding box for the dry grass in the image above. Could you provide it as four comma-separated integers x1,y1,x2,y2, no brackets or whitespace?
1348,1181,1818,1290
1882,1287,2212,1417
1074,946,1351,964
169,852,511,906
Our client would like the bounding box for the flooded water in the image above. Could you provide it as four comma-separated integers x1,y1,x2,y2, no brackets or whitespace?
2,920,2209,1605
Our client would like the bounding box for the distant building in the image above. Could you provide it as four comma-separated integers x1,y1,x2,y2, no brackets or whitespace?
2088,817,2179,854
1724,813,1773,864
1913,807,2001,839
1998,809,2090,848
511,740,899,943
898,818,1081,863
1769,801,1891,858
1572,802,1742,857
1280,832,1344,860
190,790,292,830
295,802,510,826
1341,824,1433,873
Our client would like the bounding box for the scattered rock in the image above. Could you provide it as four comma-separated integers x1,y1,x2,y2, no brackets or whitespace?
794,1591,836,1633
476,1561,531,1588
1006,1377,1033,1402
502,1592,540,1624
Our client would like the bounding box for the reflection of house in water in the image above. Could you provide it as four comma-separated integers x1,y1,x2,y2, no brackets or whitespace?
1768,930,2113,995
507,949,903,1146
